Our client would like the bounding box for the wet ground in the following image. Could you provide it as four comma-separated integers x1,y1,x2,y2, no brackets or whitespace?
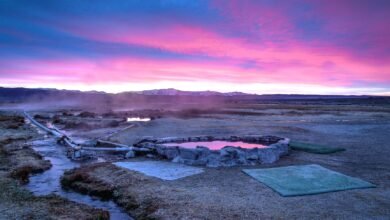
26,139,131,220
0,113,110,220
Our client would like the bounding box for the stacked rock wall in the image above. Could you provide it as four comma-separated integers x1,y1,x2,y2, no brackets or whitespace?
136,135,289,167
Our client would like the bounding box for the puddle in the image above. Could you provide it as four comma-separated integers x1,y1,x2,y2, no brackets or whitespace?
127,117,151,122
163,141,268,150
26,139,131,220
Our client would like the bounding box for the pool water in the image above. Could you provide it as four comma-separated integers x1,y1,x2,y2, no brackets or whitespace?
163,141,268,150
127,117,151,122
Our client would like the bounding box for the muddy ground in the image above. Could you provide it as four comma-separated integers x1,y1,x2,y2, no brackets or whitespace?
55,102,390,219
0,113,109,220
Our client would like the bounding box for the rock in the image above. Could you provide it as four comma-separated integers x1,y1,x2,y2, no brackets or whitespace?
164,147,180,160
189,137,200,142
230,136,240,141
196,146,210,157
246,149,259,160
205,153,221,167
172,156,181,163
140,142,156,149
258,148,279,164
206,136,214,141
155,145,166,155
134,136,156,145
78,111,96,118
220,146,239,158
178,148,199,160
148,136,289,167
219,148,231,157
243,136,258,143
236,149,247,162
125,150,135,158
198,136,209,141
157,137,179,143
146,154,156,158
269,138,290,156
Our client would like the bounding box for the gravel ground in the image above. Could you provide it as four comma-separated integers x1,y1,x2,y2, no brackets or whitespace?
61,103,390,219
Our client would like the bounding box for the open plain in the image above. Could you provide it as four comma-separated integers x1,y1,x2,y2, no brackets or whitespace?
1,97,389,219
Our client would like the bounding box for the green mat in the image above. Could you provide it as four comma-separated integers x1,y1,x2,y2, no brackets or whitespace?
243,164,375,197
289,141,345,154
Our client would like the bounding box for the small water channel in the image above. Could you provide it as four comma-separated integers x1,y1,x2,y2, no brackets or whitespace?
25,139,131,220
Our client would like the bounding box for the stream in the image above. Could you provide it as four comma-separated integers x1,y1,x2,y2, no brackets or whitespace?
25,139,132,220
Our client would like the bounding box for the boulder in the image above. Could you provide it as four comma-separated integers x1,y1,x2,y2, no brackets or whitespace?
125,150,135,158
258,148,279,164
144,136,289,167
246,149,259,160
189,137,201,142
164,147,180,160
198,136,209,141
269,138,289,156
205,153,221,167
146,154,156,158
206,136,214,141
230,136,240,141
196,146,211,158
140,142,156,149
134,136,156,145
155,145,165,155
156,137,179,143
219,147,232,157
243,136,258,143
178,148,199,160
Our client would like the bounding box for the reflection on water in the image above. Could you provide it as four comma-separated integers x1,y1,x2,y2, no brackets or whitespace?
26,139,131,220
127,117,151,122
163,141,268,150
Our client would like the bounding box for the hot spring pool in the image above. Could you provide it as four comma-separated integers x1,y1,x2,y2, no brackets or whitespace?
127,117,151,122
162,141,268,150
136,135,289,167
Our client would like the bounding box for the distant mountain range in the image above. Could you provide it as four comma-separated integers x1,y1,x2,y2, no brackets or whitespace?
0,87,388,104
136,88,250,96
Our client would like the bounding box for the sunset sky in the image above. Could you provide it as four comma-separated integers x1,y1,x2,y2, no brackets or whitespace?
0,0,389,95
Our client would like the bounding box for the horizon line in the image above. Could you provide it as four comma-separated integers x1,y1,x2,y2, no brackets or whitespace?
1,85,388,97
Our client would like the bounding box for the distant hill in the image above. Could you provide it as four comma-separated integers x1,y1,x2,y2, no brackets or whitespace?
0,87,110,103
0,87,388,105
136,88,250,96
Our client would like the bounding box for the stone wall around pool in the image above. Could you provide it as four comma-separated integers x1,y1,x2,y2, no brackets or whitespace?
135,135,290,167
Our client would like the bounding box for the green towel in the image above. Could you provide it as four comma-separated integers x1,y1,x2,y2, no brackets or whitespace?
289,141,345,154
243,164,375,197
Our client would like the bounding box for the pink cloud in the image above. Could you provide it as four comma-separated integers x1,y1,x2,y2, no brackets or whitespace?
39,1,386,87
1,50,388,89
1,0,388,93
